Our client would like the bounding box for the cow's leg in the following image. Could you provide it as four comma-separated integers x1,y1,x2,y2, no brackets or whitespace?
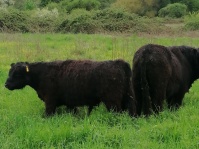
45,104,56,116
44,98,57,116
167,91,185,110
133,81,142,116
102,94,123,113
144,59,170,115
147,75,168,114
88,106,93,115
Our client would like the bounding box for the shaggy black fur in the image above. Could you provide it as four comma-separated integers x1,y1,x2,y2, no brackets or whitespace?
132,44,199,116
5,59,136,117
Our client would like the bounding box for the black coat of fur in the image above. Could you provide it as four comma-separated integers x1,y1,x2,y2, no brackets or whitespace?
132,44,199,116
5,59,136,116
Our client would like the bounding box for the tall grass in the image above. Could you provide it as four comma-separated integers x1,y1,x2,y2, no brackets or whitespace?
1,33,199,148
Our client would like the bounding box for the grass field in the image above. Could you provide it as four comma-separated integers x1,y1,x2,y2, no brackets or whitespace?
1,33,199,148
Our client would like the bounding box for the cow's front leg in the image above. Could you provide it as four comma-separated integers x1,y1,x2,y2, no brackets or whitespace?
44,99,57,116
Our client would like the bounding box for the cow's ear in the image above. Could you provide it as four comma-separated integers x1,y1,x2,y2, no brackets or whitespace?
10,63,15,67
24,63,29,73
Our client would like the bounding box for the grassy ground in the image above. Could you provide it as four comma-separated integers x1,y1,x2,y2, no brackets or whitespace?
1,33,199,148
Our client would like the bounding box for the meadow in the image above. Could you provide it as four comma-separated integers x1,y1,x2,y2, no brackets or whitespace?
1,33,199,149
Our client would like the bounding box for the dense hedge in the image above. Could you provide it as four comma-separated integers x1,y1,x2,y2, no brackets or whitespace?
0,8,165,33
0,8,29,32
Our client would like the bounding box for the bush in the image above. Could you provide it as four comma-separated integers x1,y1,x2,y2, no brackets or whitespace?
0,8,29,32
92,8,150,32
0,7,165,34
172,0,199,12
158,3,187,18
29,8,61,33
184,12,199,30
112,0,159,17
58,9,100,34
59,0,100,13
13,0,39,10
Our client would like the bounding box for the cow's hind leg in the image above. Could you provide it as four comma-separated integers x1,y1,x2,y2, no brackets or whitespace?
102,94,123,113
149,86,167,114
167,91,185,110
148,76,167,114
133,81,142,116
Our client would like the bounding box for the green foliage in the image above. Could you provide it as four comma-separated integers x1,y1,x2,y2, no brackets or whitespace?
184,12,199,30
158,3,187,18
57,8,164,34
0,7,166,34
0,8,29,32
13,0,40,10
59,0,100,13
29,8,61,33
0,0,14,7
112,0,160,17
170,0,199,12
58,9,99,34
97,0,116,9
40,0,62,7
158,0,171,9
93,9,142,32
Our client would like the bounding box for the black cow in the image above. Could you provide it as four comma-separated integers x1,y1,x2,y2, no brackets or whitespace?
132,44,199,116
5,59,136,117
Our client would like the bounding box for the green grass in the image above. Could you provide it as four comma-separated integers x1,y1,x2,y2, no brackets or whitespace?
1,33,199,148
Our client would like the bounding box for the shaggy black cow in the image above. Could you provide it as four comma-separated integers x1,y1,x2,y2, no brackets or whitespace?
132,44,199,116
5,59,136,117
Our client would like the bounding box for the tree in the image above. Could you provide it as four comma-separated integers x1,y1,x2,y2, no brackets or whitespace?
40,0,62,7
59,0,100,13
97,0,116,9
112,0,159,17
170,0,199,12
158,0,171,9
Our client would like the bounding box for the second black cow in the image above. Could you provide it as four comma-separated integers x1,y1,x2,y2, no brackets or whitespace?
5,59,136,117
132,44,199,116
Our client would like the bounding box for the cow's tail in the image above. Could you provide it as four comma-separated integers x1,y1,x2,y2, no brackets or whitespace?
140,60,152,116
122,62,137,117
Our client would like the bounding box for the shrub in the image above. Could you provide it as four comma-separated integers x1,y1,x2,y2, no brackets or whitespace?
40,0,61,7
58,9,100,34
97,0,116,9
184,12,199,30
158,3,187,18
29,8,61,33
0,8,29,32
92,8,147,32
58,8,164,34
0,0,14,7
172,0,199,12
13,0,39,10
59,0,100,13
112,0,159,17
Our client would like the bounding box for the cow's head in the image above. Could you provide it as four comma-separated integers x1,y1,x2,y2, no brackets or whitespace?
5,62,30,90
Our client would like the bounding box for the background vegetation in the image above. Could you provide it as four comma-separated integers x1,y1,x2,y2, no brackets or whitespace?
1,33,199,148
1,0,199,33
